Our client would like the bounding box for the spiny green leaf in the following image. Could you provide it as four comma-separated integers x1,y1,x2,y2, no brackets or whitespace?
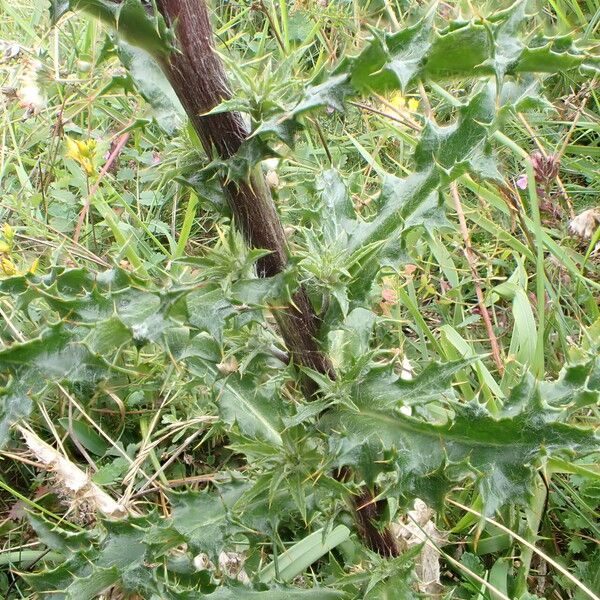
292,74,353,116
503,358,600,420
200,589,346,599
230,270,296,307
487,1,527,81
216,375,285,445
283,397,333,428
96,517,149,570
412,86,498,179
27,512,93,553
497,77,554,116
347,9,435,92
180,168,229,213
316,169,358,242
253,116,304,148
24,553,91,597
52,0,174,58
340,547,419,595
354,1,596,85
84,317,132,354
0,268,129,323
169,489,231,556
356,359,473,410
346,86,499,269
186,287,236,343
328,307,376,373
26,516,153,598
257,2,597,147
92,457,130,485
348,169,439,254
65,566,120,600
0,387,32,449
229,475,294,534
219,139,279,182
117,40,185,134
515,35,600,74
0,324,108,383
420,20,493,80
364,578,417,600
113,287,162,325
324,370,599,515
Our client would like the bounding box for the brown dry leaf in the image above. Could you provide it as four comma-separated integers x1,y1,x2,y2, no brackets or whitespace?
217,356,239,375
193,551,250,585
7,500,26,521
18,425,127,519
404,263,418,277
392,499,447,596
218,551,250,584
569,207,600,249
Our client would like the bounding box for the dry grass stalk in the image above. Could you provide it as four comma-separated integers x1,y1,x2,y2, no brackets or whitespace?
17,424,127,519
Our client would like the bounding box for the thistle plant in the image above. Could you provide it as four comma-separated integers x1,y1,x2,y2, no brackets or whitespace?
0,0,599,598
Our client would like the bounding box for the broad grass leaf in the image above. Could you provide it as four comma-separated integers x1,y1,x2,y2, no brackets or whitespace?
258,525,351,583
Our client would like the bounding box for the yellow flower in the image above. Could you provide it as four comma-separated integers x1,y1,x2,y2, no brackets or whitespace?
65,136,79,158
81,158,95,176
1,256,17,276
388,92,419,113
28,258,39,275
76,138,96,158
389,91,406,111
0,240,10,253
65,136,96,176
2,223,14,242
407,98,419,112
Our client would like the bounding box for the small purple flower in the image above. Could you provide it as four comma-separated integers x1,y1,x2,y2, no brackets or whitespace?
531,151,559,185
516,174,528,190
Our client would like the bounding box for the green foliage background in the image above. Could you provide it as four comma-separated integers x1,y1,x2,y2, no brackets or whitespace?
0,0,599,598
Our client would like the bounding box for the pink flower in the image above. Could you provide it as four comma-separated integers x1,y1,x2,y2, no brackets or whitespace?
516,174,528,190
531,151,559,184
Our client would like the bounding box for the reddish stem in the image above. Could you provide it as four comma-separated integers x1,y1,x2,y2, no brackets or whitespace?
72,131,130,244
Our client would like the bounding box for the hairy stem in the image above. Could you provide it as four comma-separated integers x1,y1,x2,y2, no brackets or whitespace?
154,0,397,555
154,0,334,381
